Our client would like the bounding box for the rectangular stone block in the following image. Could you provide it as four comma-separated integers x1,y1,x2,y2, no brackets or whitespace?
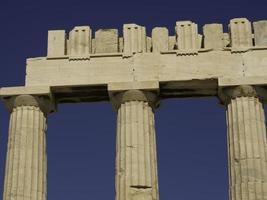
108,81,159,92
69,26,92,56
219,76,267,87
253,20,267,46
95,29,119,53
203,24,224,49
175,21,198,50
47,30,66,57
0,86,51,97
123,24,146,57
229,18,252,48
152,27,169,52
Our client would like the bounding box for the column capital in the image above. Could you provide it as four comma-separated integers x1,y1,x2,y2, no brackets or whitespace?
218,85,267,105
3,94,56,114
0,86,56,114
109,89,159,111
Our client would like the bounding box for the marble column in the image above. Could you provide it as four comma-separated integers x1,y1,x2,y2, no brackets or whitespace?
3,95,52,200
220,85,267,200
113,90,159,200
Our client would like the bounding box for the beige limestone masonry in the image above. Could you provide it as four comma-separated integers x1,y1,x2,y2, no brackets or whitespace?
112,90,159,200
2,95,52,200
219,86,267,200
1,18,267,200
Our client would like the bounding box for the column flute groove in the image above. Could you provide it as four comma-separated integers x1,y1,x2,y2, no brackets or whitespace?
2,94,54,200
112,89,159,200
220,85,267,200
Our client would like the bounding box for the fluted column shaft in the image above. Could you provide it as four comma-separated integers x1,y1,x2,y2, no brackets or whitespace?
220,86,267,200
3,95,51,200
113,90,159,200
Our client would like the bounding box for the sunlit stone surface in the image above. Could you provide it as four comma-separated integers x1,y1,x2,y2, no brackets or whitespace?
1,18,267,200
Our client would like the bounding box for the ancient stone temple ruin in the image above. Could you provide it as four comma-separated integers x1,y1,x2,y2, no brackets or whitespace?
1,18,267,200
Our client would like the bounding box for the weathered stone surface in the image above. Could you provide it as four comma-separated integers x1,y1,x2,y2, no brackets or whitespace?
108,81,159,92
253,20,267,46
3,18,267,200
229,18,253,48
219,76,267,87
152,27,169,52
0,86,56,113
24,51,247,87
95,29,119,53
175,21,198,50
220,86,267,200
114,90,159,200
203,24,224,49
69,26,92,56
123,24,146,57
3,95,48,200
47,30,66,57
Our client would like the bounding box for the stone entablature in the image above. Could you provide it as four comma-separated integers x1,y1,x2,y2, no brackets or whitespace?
20,18,267,105
1,18,267,200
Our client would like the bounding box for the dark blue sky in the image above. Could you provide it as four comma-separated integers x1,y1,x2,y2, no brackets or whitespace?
0,0,266,199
